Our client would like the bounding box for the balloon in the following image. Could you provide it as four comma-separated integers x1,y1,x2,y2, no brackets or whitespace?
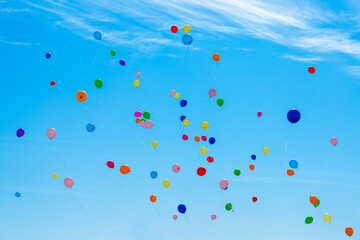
170,90,175,96
263,147,269,154
209,137,216,145
225,203,232,211
141,119,146,122
174,93,180,99
197,167,206,176
178,204,186,214
135,118,141,123
220,179,228,189
134,111,142,117
308,66,315,74
119,60,125,66
212,53,220,61
150,195,157,203
145,121,153,129
234,169,241,176
15,192,21,197
150,171,158,179
86,123,95,132
120,165,130,174
163,180,170,188
110,50,116,56
180,115,186,122
324,214,331,223
257,111,262,117
305,216,313,224
249,164,255,171
251,155,256,160
183,25,191,33
309,196,318,205
47,128,57,140
172,164,181,173
287,109,301,123
50,81,55,86
201,122,209,130
143,111,150,119
173,214,178,220
201,135,207,141
194,136,200,142
331,137,338,146
76,90,87,102
53,173,58,179
16,128,25,138
289,160,298,169
94,79,102,89
207,156,214,163
106,160,114,168
252,197,258,202
136,72,141,77
64,177,74,188
152,141,158,148
180,99,187,107
209,88,217,98
200,147,207,154
93,31,102,40
211,214,217,220
171,25,178,33
345,227,353,237
182,134,188,140
133,80,140,87
287,169,294,176
217,98,224,106
182,34,193,45
183,119,189,126
45,53,51,59
140,121,146,127
314,199,320,208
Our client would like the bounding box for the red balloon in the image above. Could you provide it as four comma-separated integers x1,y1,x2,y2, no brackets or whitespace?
171,25,178,33
257,111,262,117
182,134,188,140
106,160,114,168
308,66,315,74
197,167,206,176
207,156,214,163
252,197,258,202
201,135,207,141
50,81,55,86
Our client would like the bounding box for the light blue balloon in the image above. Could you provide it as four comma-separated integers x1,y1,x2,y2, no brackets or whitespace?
289,160,298,169
182,34,193,45
15,192,21,197
86,123,95,132
150,171,158,179
93,31,102,40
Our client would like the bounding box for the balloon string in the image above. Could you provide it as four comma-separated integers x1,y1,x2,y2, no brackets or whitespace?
184,214,191,226
72,193,88,216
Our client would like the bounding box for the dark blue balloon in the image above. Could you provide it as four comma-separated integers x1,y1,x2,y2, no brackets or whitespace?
45,53,51,59
86,123,95,132
289,160,298,169
15,192,21,197
209,137,216,144
182,34,193,45
178,204,186,214
251,155,256,160
180,99,187,107
287,109,301,123
150,171,158,179
224,187,228,190
180,115,186,122
93,31,102,40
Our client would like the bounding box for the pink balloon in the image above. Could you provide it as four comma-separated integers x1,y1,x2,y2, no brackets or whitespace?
173,214,178,220
140,121,146,127
257,111,262,117
220,179,228,189
211,214,217,220
145,121,153,129
208,88,217,98
47,128,57,140
134,111,142,117
172,164,181,173
331,137,338,146
64,177,74,188
106,160,114,168
136,72,141,77
170,90,175,96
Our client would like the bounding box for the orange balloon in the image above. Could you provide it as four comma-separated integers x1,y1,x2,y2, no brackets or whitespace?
287,169,294,176
345,227,353,237
212,53,220,61
309,196,318,205
150,195,157,203
135,118,141,123
76,91,87,102
249,164,255,171
194,136,200,142
120,165,130,174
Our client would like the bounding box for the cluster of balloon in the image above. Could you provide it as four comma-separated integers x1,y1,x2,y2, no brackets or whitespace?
170,90,180,99
182,25,193,46
310,195,320,208
287,159,298,176
345,227,353,237
134,111,154,129
308,66,315,74
16,128,25,138
134,72,141,87
64,177,74,188
208,88,224,106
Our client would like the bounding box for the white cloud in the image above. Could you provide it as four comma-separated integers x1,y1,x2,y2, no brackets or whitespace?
343,65,360,78
282,54,322,62
0,39,32,45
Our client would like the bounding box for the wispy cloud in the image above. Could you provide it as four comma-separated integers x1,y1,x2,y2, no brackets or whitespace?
343,66,360,78
0,39,32,45
282,54,322,62
0,7,31,12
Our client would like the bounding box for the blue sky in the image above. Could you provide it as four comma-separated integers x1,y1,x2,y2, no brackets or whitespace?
1,0,360,239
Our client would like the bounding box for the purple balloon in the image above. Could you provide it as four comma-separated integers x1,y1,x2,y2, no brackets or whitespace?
119,60,125,66
16,128,25,138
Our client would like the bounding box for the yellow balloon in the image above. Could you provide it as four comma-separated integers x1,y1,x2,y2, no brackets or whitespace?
53,173,58,179
183,25,191,33
133,80,140,87
200,147,207,154
324,214,331,223
263,147,269,154
174,93,180,99
201,122,209,130
183,119,189,126
163,180,170,188
152,141,158,148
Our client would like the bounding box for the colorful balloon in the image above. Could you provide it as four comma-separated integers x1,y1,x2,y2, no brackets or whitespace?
64,177,74,188
263,147,269,154
208,88,217,98
93,31,102,40
309,196,318,205
143,111,150,119
194,136,200,142
200,147,207,154
345,227,353,237
180,115,186,122
120,165,130,174
53,173,58,179
173,214,178,220
110,50,116,56
172,164,181,173
150,171,158,179
220,179,228,189
178,204,186,214
174,93,180,99
287,109,301,123
257,111,262,117
119,60,125,66
314,199,320,208
209,137,216,145
50,81,55,86
76,90,87,102
287,169,294,176
308,66,315,74
234,169,241,176
251,155,256,160
183,25,191,33
201,135,207,141
183,119,189,126
16,128,25,138
324,214,331,223
45,53,51,59
106,160,114,168
249,164,255,171
86,123,95,132
136,72,141,77
289,160,298,169
180,99,187,107
140,121,146,127
217,98,224,106
134,111,142,117
150,195,157,203
94,79,102,88
145,121,153,129
197,167,206,176
170,90,175,96
212,53,220,61
163,180,170,188
182,34,193,45
152,141,158,148
47,128,57,140
182,134,189,140
331,137,338,146
15,192,21,197
201,122,209,130
211,214,217,220
207,156,214,163
252,197,258,202
135,118,141,123
171,25,178,33
133,80,140,87
225,203,232,211
305,216,313,224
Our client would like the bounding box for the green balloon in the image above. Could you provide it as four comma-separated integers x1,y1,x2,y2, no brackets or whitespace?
141,119,146,122
313,199,320,208
94,79,102,88
143,111,150,119
225,203,232,211
305,216,313,224
217,98,224,107
234,169,241,176
110,50,116,56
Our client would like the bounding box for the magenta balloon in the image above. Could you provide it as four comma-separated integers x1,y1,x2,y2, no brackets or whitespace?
211,214,217,220
170,90,175,96
140,121,146,127
331,137,338,146
208,88,217,98
47,128,57,140
134,111,142,117
173,214,178,220
106,160,114,168
145,121,153,129
220,179,228,189
64,177,74,188
172,164,181,173
136,72,141,77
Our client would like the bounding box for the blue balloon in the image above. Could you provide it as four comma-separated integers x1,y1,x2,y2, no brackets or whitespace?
209,137,216,144
289,160,298,169
86,123,95,132
150,171,158,179
93,31,102,40
180,115,186,122
224,187,228,190
15,192,21,198
287,109,301,123
178,204,186,214
251,155,256,160
45,53,51,59
182,34,193,45
180,99,187,107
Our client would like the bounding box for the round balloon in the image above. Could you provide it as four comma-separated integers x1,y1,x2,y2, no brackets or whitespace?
249,164,255,171
150,171,158,179
251,155,256,160
174,93,180,99
143,111,150,119
170,90,175,96
207,156,214,163
212,53,220,61
94,79,102,88
136,72,141,77
106,160,114,168
178,204,186,213
314,199,320,208
172,164,181,173
308,66,315,74
50,81,55,86
180,115,186,122
225,203,232,211
119,60,125,66
211,214,217,220
287,109,301,123
324,213,331,223
309,196,318,205
140,121,146,127
134,111,142,117
194,136,200,142
208,137,216,145
93,31,102,40
133,80,140,87
182,134,188,141
201,135,207,141
173,214,178,220
150,195,157,203
252,197,258,202
345,227,353,237
86,123,95,132
263,147,269,154
305,216,313,224
180,99,187,107
200,147,207,154
53,173,58,179
45,53,51,59
197,167,206,176
76,90,87,102
163,180,170,188
183,25,191,33
183,119,189,126
120,165,130,174
171,25,178,33
16,128,25,138
234,169,241,176
217,98,224,106
257,111,262,117
289,160,298,169
135,118,141,123
64,177,74,188
47,128,57,140
201,122,209,130
145,121,153,129
287,169,294,176
15,192,21,197
152,141,158,148
182,34,193,45
331,137,338,146
110,50,116,56
209,88,217,98
220,179,228,189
